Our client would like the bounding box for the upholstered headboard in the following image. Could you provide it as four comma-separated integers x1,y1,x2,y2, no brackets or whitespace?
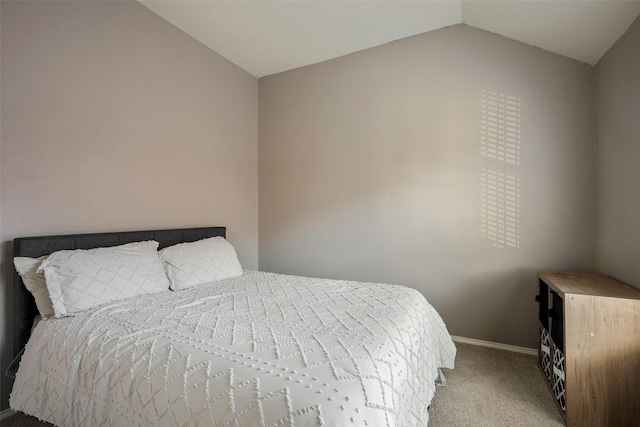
13,226,226,357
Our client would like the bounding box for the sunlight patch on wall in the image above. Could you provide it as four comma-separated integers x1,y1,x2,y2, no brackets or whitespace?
480,90,520,165
480,167,520,248
480,90,521,248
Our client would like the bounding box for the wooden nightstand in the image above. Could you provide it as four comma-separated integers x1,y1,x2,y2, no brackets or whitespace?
536,271,640,427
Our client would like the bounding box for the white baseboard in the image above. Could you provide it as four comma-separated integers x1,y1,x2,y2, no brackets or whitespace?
452,335,537,356
0,409,17,421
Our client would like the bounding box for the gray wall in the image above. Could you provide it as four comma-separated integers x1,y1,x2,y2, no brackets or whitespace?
595,16,640,290
259,24,596,350
0,1,258,410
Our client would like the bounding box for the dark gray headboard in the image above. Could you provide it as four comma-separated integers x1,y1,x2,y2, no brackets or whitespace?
13,226,226,357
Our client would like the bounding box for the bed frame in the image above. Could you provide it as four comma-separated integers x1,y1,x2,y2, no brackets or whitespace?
13,226,226,358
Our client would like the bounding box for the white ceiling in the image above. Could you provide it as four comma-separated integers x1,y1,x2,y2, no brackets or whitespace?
140,1,640,78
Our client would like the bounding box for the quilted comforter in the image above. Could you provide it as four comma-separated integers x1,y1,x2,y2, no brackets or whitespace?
11,270,456,426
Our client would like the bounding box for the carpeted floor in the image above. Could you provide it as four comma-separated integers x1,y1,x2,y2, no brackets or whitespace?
428,343,564,426
3,342,564,426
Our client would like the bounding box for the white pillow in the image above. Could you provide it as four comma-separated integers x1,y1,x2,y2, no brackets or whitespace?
38,241,170,317
14,256,55,320
159,236,243,290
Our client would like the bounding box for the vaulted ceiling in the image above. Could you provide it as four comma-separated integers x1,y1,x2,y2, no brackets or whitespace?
140,1,640,77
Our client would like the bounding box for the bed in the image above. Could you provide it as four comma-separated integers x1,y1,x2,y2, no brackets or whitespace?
9,226,456,426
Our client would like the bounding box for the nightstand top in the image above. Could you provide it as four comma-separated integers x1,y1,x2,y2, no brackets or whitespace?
537,271,640,300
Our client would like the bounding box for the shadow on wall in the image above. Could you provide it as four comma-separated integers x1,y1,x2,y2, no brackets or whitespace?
259,79,545,348
263,86,525,277
443,267,535,345
480,89,521,249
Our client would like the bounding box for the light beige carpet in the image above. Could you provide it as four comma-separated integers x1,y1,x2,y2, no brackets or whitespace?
3,342,564,426
428,343,564,426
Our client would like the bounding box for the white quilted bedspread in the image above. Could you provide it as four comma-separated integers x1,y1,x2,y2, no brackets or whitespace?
11,270,456,427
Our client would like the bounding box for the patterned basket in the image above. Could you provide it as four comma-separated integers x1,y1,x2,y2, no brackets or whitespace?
552,346,566,411
540,327,551,380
